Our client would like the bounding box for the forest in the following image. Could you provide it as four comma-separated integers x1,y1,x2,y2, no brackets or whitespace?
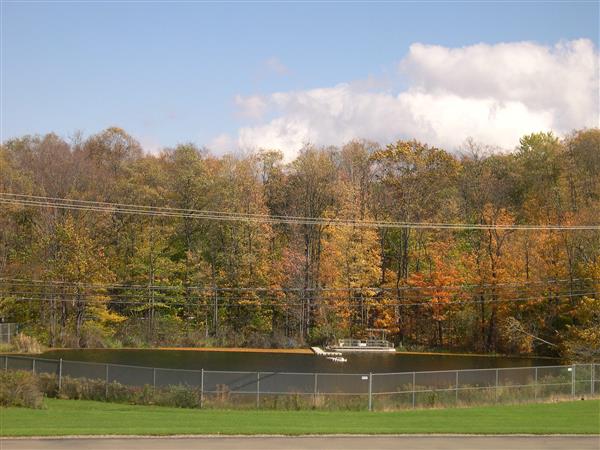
0,127,599,360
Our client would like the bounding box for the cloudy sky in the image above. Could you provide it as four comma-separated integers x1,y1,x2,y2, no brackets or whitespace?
2,2,598,160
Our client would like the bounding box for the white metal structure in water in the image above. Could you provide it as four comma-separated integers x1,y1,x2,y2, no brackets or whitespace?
327,329,396,353
311,346,343,356
326,356,348,363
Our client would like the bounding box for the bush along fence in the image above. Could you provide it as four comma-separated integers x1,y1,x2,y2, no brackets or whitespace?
1,355,598,411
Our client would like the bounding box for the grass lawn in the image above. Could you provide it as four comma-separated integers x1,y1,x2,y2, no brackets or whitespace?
1,399,599,436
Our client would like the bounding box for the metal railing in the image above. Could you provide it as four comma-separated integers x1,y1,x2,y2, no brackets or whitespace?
336,339,394,348
2,354,598,411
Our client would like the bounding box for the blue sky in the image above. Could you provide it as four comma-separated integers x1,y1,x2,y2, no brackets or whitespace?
1,1,598,156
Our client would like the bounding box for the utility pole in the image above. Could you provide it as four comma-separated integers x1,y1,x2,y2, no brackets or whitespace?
149,276,155,343
148,223,156,344
213,287,218,337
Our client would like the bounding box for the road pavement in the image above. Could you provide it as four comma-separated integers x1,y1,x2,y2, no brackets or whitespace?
1,435,599,450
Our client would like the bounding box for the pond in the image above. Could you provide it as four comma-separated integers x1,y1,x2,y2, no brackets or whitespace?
38,348,560,374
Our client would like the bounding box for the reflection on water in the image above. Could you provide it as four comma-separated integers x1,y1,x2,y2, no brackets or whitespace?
38,349,560,374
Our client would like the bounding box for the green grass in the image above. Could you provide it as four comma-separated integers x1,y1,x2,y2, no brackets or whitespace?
1,399,599,436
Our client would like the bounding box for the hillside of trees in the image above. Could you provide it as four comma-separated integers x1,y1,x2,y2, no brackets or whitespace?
1,128,599,359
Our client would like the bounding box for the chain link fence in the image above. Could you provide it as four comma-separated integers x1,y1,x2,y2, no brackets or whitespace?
0,323,17,344
2,354,598,411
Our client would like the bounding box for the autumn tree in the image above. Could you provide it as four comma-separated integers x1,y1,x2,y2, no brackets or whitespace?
370,140,459,343
285,147,339,340
1,127,598,355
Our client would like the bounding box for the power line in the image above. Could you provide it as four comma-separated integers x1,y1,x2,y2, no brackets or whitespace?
2,192,599,231
2,287,592,303
1,276,596,293
3,290,597,309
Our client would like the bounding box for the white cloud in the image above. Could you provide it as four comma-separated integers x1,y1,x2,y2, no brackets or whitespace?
233,39,599,161
400,39,598,130
265,57,290,75
235,95,268,120
209,133,236,154
138,135,162,155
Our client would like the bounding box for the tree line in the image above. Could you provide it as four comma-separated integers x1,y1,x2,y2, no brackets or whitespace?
0,127,599,359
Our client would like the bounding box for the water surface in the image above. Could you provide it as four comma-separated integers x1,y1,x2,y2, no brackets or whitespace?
39,349,560,374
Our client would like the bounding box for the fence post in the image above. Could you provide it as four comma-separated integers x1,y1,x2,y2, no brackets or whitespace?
200,369,204,409
4,355,7,371
592,364,595,396
571,364,575,398
313,373,317,408
105,364,109,400
32,358,36,374
455,370,459,404
534,367,538,400
495,368,499,403
58,358,63,391
368,373,372,411
256,372,260,409
412,372,416,408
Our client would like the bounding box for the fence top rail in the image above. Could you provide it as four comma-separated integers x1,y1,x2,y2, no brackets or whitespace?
155,367,203,374
405,369,458,376
203,389,258,394
373,364,576,378
59,358,105,367
495,365,551,372
105,362,157,371
204,370,259,375
314,372,371,377
373,372,415,378
253,371,319,376
60,358,162,371
536,365,574,371
3,354,61,364
2,354,588,379
498,364,577,372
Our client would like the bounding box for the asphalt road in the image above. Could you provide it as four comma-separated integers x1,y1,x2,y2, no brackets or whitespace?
1,436,599,450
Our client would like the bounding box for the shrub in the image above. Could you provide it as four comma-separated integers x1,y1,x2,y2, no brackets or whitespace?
133,384,154,405
156,385,201,408
37,373,59,398
12,333,43,353
58,376,106,401
0,370,44,408
43,374,201,408
106,380,136,403
214,383,230,403
0,343,13,353
58,376,84,400
260,392,313,410
81,378,108,401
